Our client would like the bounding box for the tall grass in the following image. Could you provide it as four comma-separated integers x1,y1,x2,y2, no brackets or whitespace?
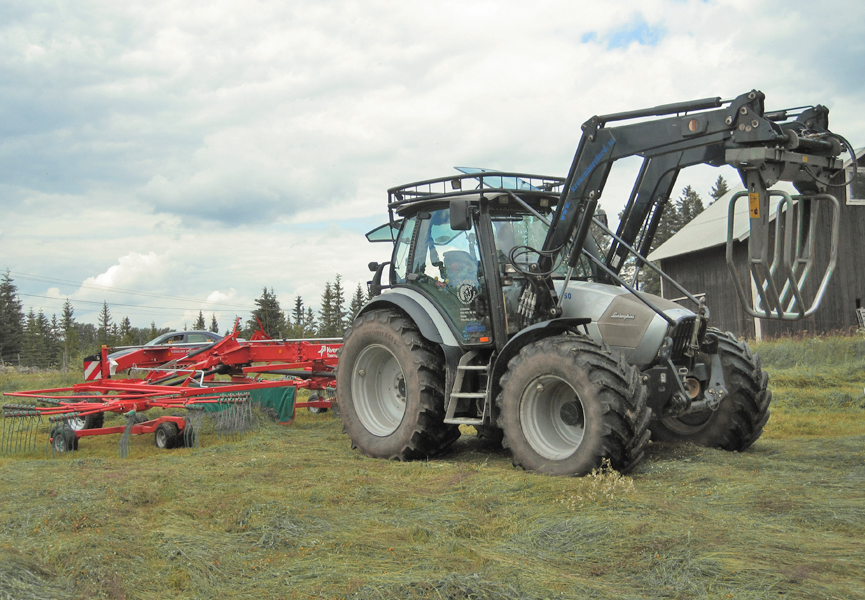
754,333,865,438
0,336,863,599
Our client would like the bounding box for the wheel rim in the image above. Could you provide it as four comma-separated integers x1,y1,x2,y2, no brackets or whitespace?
156,429,167,448
352,344,406,436
520,375,585,460
52,431,69,452
67,417,86,431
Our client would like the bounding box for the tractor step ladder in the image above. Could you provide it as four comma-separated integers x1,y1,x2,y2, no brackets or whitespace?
444,351,487,426
726,185,840,321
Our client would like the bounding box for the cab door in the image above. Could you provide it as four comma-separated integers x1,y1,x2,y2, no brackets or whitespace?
393,207,495,346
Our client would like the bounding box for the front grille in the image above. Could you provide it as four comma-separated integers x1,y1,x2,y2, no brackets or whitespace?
670,317,706,360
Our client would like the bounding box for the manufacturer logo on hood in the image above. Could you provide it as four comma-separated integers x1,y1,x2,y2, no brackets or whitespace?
610,312,636,320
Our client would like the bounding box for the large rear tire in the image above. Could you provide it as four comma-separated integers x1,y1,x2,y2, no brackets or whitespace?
497,335,651,476
650,330,771,450
337,309,460,460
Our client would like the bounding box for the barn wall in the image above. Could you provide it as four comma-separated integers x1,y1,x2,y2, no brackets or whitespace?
659,163,865,339
659,244,754,339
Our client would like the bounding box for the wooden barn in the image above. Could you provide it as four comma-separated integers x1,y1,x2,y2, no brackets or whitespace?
647,149,865,340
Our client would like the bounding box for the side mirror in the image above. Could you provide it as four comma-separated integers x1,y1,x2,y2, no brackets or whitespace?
449,200,471,231
368,261,392,297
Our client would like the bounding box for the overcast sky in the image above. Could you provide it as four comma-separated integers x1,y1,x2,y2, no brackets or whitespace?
2,0,863,331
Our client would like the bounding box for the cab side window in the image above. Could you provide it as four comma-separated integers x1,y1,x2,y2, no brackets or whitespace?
392,218,417,284
405,208,491,345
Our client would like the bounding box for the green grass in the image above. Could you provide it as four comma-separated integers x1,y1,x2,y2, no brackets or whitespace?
1,335,864,599
754,333,865,438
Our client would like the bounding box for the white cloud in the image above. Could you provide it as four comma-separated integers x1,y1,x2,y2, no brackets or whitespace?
2,0,863,328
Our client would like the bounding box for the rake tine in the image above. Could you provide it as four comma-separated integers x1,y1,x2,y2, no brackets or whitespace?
19,415,28,453
7,413,16,454
25,415,33,452
183,405,203,449
31,414,39,452
12,413,22,454
4,414,13,455
63,416,75,458
1,413,8,455
118,412,136,458
29,415,36,451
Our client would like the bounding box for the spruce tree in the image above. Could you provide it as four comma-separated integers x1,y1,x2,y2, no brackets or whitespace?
210,314,219,333
317,283,333,336
303,307,317,338
0,270,25,363
292,296,304,328
49,314,63,366
282,295,303,338
349,283,365,323
193,311,206,330
709,175,730,203
61,298,78,369
21,309,41,367
332,274,347,335
120,316,135,345
248,287,285,338
678,185,705,223
98,301,113,346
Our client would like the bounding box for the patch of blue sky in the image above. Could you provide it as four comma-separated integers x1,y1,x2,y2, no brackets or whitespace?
582,14,666,49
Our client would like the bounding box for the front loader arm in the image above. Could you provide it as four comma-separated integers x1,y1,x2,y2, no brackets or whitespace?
540,90,847,320
545,91,769,256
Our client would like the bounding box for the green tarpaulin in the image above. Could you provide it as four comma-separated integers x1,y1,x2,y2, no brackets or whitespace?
196,386,296,424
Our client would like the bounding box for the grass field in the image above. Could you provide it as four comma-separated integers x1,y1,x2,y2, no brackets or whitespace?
1,335,864,600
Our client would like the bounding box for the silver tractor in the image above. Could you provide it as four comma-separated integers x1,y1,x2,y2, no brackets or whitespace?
336,90,850,475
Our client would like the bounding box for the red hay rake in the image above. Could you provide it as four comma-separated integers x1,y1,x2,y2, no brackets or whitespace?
2,322,341,456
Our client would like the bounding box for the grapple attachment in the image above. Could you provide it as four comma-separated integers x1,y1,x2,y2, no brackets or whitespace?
725,146,843,321
726,188,840,320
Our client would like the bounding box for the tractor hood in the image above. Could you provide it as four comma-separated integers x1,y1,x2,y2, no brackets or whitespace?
556,281,697,367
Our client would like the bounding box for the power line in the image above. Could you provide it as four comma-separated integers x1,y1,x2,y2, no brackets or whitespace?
11,271,256,310
17,293,247,313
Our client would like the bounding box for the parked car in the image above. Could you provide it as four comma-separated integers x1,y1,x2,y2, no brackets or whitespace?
108,330,223,360
143,330,223,347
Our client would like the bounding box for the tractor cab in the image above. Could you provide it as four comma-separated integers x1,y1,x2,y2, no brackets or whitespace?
370,172,580,350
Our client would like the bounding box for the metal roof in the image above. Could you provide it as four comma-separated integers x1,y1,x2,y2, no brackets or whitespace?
646,182,794,262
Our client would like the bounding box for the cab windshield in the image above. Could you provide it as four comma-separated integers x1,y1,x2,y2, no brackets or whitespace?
490,211,603,280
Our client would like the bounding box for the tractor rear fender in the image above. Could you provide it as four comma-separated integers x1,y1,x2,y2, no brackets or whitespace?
489,318,591,403
359,288,461,348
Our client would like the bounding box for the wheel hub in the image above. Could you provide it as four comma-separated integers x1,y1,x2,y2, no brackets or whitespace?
559,401,584,427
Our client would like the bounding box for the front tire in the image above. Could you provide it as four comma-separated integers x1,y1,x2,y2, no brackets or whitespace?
650,330,771,450
155,422,180,449
336,309,459,461
50,425,79,452
498,336,651,476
